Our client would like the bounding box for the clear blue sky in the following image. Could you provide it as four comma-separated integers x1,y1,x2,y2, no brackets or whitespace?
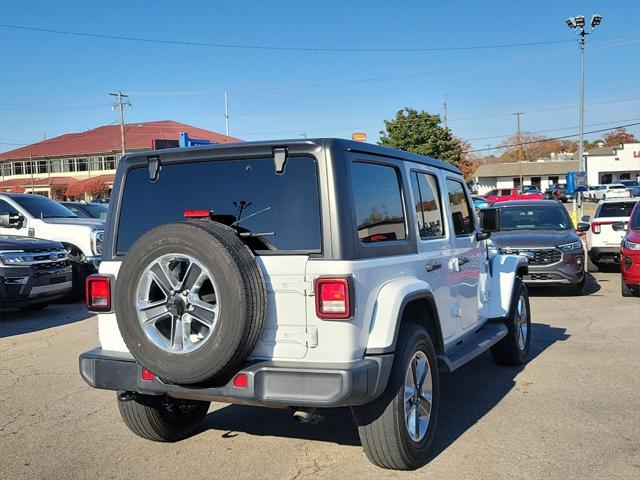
1,0,638,154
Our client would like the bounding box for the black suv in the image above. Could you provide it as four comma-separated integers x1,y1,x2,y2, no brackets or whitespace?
0,214,72,310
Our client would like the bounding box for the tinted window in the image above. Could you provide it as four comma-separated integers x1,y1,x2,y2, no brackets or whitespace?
500,189,512,196
411,172,444,239
352,162,406,243
12,195,77,219
486,190,498,197
499,205,572,230
83,204,109,220
117,157,321,254
63,204,90,218
630,205,640,229
446,179,475,236
596,201,637,218
0,199,18,215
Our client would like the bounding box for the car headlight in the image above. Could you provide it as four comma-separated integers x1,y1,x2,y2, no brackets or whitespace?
623,240,640,251
557,240,583,251
90,230,104,256
0,251,31,265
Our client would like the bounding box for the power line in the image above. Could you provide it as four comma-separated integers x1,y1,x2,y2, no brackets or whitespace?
467,122,640,153
0,23,592,52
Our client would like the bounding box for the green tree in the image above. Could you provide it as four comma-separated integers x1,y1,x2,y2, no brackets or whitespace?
379,108,463,167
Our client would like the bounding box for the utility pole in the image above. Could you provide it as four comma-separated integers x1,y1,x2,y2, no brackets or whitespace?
514,112,524,189
443,94,448,129
224,91,230,137
109,91,132,155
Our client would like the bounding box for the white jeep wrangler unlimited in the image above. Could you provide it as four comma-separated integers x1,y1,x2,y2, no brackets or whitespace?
79,139,530,470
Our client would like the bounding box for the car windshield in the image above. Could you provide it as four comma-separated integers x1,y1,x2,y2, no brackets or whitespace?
499,205,571,231
14,195,77,219
83,204,108,220
596,201,637,218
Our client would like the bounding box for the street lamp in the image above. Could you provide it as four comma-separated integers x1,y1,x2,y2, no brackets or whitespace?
565,13,603,217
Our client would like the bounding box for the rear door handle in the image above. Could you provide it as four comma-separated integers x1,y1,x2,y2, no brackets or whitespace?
458,257,470,266
425,262,442,272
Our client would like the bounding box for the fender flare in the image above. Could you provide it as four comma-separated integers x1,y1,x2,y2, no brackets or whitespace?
365,278,443,355
486,254,528,319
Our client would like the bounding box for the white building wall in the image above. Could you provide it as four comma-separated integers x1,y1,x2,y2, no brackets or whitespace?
476,174,567,194
586,142,640,185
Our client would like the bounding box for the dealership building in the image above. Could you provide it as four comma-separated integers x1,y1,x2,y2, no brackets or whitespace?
0,120,240,198
474,141,640,194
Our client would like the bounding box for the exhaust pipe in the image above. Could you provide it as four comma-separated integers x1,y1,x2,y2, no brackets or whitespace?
292,407,318,424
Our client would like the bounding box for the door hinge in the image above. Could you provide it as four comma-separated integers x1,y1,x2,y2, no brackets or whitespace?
303,276,315,295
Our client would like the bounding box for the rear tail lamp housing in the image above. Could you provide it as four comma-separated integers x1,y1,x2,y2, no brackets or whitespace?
86,275,112,312
315,277,352,319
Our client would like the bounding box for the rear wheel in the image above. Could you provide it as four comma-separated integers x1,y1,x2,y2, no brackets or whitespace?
117,393,210,442
353,323,439,470
569,275,586,296
587,254,600,272
491,279,531,366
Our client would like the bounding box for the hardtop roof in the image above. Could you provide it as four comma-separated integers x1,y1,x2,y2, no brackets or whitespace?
120,138,462,175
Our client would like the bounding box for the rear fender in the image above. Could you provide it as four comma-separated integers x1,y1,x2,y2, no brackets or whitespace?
486,254,528,319
365,278,436,354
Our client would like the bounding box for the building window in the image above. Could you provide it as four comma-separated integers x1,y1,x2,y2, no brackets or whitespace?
549,176,559,185
50,159,63,173
89,156,102,171
619,172,631,180
600,173,613,184
1,163,11,177
24,161,33,175
64,158,76,172
13,162,24,175
531,177,541,188
37,160,48,174
513,177,521,189
77,158,88,171
104,156,116,170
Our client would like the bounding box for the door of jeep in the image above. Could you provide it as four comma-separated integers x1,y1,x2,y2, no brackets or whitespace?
408,167,460,341
444,178,483,330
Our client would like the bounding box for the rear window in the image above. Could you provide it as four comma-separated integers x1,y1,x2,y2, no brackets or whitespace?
595,201,637,218
609,185,626,190
116,157,321,254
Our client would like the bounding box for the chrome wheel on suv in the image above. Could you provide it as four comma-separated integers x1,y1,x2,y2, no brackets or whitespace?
135,253,219,354
515,294,528,351
404,351,433,442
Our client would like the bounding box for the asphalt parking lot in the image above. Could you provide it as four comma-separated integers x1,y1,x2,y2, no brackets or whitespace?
1,269,638,480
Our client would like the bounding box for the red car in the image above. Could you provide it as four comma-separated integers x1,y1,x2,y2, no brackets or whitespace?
618,201,640,296
484,188,545,203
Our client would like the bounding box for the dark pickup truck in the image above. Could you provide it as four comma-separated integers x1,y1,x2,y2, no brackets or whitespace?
0,216,72,310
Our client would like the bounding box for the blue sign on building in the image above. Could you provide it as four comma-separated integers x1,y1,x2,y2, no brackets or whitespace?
179,132,212,148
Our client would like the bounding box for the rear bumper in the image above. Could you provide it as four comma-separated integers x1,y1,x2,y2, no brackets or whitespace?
589,246,620,264
79,348,393,408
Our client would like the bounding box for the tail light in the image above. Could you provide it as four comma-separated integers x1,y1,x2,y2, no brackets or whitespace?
86,275,111,312
315,277,351,319
591,221,612,234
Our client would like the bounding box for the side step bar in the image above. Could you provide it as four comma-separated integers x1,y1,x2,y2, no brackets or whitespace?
438,322,508,373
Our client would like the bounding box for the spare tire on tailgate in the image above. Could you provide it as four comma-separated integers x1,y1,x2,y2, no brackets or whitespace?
115,221,266,385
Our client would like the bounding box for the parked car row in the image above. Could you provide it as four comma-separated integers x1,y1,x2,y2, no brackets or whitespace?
0,194,108,310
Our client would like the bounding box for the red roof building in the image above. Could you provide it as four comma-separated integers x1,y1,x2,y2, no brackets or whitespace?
0,120,241,198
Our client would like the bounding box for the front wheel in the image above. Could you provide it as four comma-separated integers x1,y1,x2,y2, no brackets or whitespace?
621,277,635,297
353,323,439,470
117,393,210,442
491,279,531,365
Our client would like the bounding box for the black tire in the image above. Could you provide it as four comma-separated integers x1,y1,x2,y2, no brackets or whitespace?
587,254,600,272
117,393,210,442
491,279,531,366
621,276,634,297
115,221,266,385
353,323,439,470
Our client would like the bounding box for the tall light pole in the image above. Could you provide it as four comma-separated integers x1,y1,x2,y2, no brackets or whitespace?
565,14,603,217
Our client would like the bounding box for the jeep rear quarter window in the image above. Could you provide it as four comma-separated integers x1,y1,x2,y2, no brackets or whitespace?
410,171,445,239
352,162,406,243
116,157,321,255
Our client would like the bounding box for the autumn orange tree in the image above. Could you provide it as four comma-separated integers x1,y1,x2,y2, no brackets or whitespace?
497,132,577,161
603,127,637,147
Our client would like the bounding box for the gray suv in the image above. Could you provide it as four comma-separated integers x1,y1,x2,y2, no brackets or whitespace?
490,200,589,294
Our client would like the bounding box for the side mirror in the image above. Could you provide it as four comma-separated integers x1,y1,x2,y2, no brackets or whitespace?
479,207,500,233
576,222,591,233
0,211,23,229
581,215,590,222
612,221,626,232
